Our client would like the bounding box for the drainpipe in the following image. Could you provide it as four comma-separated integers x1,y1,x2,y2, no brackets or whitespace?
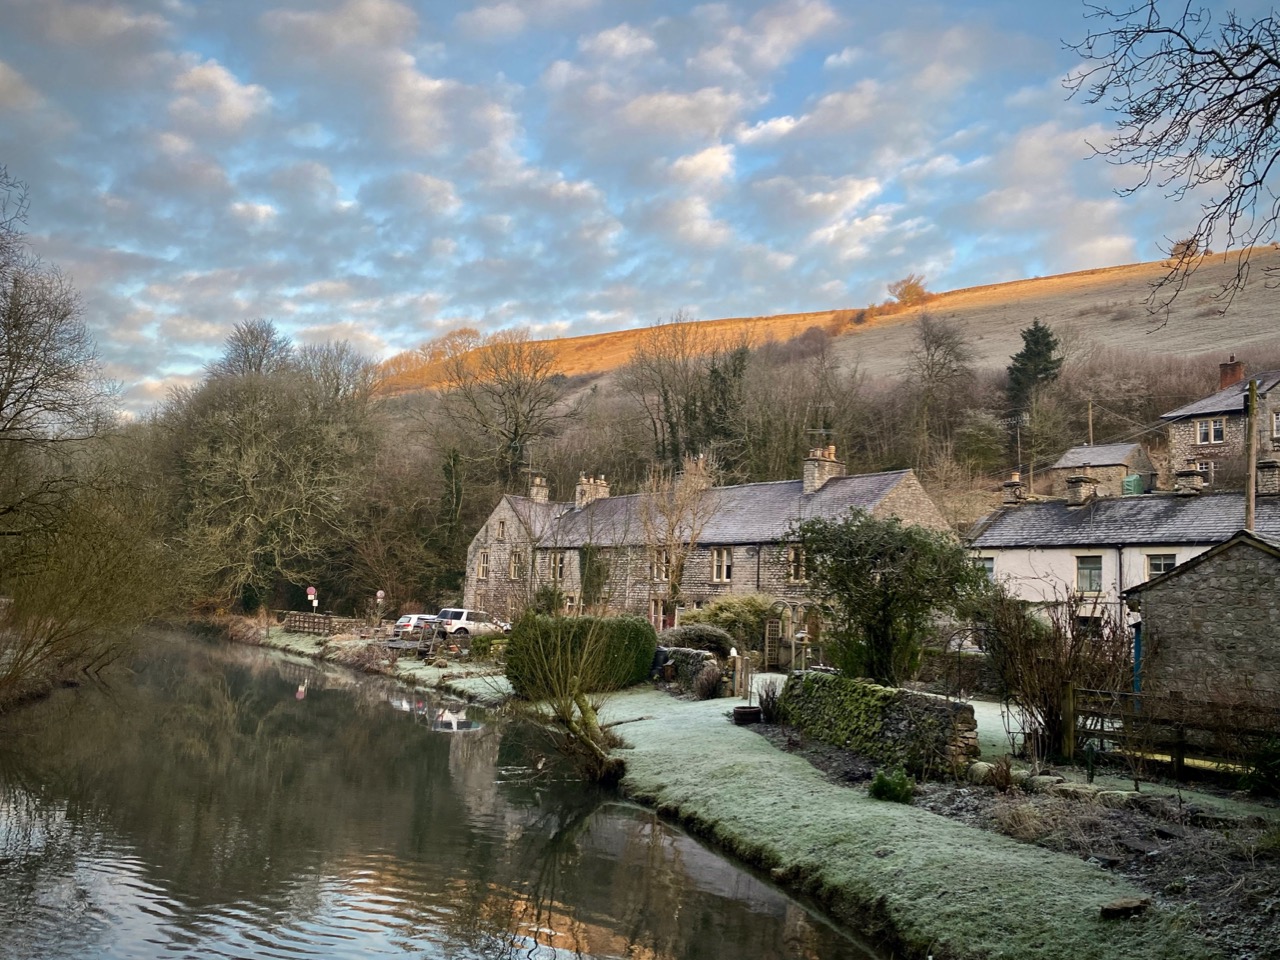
755,544,762,590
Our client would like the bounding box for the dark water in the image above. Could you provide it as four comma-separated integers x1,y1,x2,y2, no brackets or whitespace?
0,633,870,959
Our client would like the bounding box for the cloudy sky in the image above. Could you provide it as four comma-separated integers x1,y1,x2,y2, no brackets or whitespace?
0,0,1230,412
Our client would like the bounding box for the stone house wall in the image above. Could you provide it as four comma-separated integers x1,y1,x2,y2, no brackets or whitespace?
875,474,952,531
1167,394,1280,485
1139,541,1280,702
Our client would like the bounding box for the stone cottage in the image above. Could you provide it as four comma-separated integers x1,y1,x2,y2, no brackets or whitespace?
1161,356,1280,487
1124,529,1280,705
463,447,951,631
1040,442,1156,498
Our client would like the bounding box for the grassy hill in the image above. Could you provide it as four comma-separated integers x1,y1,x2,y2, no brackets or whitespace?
381,247,1280,393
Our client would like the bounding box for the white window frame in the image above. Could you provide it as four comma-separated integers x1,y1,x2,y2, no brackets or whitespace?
508,550,525,580
1146,554,1177,578
712,547,733,583
1196,418,1225,444
975,556,995,580
477,550,489,580
1076,555,1103,594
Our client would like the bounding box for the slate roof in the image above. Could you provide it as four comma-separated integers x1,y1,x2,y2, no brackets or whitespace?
1160,371,1280,420
1050,443,1145,470
970,492,1280,548
506,470,916,549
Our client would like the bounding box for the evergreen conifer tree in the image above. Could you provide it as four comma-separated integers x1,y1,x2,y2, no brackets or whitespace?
1006,319,1062,411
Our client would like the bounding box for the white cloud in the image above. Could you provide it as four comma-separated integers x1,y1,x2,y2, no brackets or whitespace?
230,201,277,224
736,115,798,144
691,0,839,78
40,1,169,46
670,144,735,186
622,87,748,137
170,58,270,135
580,23,657,59
824,46,860,69
456,0,598,40
655,196,733,248
0,61,43,110
262,0,417,58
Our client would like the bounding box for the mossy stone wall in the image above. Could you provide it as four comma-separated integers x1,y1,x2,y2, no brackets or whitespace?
781,672,978,776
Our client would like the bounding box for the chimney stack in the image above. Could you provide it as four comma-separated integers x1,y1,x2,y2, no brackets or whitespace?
1258,459,1280,497
528,474,549,503
575,473,610,509
803,445,846,494
1174,468,1205,496
1220,354,1246,390
1002,471,1026,505
1065,475,1098,507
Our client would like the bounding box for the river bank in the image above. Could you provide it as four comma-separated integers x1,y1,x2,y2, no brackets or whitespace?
247,625,1239,959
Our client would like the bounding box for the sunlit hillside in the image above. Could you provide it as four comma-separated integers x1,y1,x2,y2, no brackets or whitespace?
379,247,1280,394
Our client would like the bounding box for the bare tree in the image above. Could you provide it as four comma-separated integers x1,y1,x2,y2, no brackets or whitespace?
1069,2,1280,310
638,455,720,624
436,329,578,488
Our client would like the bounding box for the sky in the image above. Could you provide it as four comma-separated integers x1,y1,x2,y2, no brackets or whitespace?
0,0,1236,413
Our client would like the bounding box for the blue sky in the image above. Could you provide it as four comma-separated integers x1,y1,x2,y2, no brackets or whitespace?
0,0,1234,412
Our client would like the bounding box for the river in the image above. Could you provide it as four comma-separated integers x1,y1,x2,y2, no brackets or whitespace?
0,632,872,959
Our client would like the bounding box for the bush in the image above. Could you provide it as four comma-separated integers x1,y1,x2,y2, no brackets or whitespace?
758,678,782,723
692,662,722,700
679,593,773,650
504,614,657,699
659,623,734,658
868,766,915,803
1241,736,1280,797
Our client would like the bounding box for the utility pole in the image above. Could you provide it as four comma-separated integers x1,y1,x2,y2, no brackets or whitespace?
1246,378,1257,532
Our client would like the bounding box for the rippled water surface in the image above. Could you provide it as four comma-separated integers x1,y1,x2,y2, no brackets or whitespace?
0,633,870,959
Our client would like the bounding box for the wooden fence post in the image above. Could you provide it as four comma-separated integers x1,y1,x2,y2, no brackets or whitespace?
1061,681,1076,761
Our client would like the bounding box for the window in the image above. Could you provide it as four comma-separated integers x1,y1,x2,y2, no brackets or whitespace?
508,550,525,580
1147,554,1177,577
975,556,995,580
477,550,489,580
787,546,805,582
1273,410,1280,438
712,547,733,582
1196,418,1225,444
650,548,671,582
549,550,566,581
497,520,506,540
1076,555,1103,593
649,598,661,627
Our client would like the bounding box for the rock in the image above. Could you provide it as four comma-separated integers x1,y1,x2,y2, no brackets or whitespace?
1100,896,1151,919
1048,782,1099,802
967,762,994,785
1025,774,1065,793
432,658,449,668
1096,790,1143,810
1154,823,1191,840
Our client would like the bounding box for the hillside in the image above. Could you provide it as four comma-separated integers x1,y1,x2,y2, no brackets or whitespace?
381,248,1280,392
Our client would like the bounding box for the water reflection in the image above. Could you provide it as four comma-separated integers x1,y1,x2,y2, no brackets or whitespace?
0,632,870,959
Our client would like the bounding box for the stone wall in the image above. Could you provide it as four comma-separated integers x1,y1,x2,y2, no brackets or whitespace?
1139,540,1280,702
780,672,979,776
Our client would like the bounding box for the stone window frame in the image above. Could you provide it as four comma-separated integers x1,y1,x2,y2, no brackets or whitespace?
712,547,733,583
497,519,506,540
508,549,525,580
549,549,566,582
1273,410,1280,438
1146,553,1177,578
1075,555,1103,594
786,545,806,582
650,548,671,582
1195,418,1225,444
477,550,489,580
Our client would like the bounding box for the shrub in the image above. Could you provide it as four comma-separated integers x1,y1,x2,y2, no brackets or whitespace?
868,766,915,803
679,594,773,650
659,623,734,658
1241,736,1280,797
692,662,722,700
758,678,782,723
505,614,657,699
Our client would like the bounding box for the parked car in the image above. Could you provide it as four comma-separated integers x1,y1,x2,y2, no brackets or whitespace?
393,614,437,638
434,608,504,638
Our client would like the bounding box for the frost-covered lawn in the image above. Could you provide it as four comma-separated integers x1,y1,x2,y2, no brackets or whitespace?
603,688,1215,960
